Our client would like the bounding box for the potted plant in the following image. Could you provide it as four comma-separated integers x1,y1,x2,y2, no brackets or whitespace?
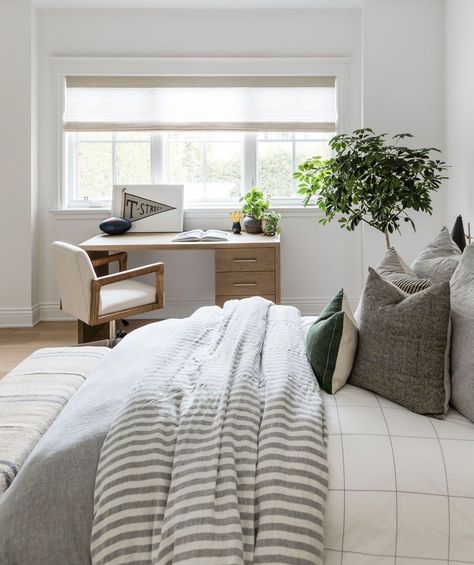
262,211,282,237
240,187,270,234
294,129,448,248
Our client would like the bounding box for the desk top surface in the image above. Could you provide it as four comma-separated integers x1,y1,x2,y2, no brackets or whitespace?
80,231,280,251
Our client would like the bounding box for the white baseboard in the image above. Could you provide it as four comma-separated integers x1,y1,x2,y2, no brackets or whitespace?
0,296,360,327
0,307,38,328
39,302,75,322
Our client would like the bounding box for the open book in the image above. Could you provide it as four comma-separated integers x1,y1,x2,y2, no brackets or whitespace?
172,229,229,242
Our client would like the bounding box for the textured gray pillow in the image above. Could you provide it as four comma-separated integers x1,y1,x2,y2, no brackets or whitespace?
411,226,461,284
376,247,431,294
349,268,451,418
450,244,474,422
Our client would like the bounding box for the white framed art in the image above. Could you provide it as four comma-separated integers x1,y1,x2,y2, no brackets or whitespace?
112,184,184,232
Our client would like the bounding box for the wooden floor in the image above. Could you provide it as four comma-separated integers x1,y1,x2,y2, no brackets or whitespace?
0,320,153,379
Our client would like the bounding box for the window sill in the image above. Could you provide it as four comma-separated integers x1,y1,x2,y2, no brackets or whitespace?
50,205,323,221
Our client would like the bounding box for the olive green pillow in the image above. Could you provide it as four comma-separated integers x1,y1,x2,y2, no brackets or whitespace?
349,268,451,418
305,289,358,394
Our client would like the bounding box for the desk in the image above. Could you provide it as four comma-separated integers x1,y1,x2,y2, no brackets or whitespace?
79,231,280,343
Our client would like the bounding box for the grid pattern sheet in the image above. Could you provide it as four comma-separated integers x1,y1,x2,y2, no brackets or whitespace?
322,384,474,565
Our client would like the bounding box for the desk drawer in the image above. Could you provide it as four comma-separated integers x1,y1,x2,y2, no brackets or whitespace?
215,248,274,272
216,271,275,296
216,294,275,307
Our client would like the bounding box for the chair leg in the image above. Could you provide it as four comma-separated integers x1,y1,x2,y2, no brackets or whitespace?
109,319,117,341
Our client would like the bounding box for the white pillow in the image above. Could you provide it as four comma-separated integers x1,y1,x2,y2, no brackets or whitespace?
411,226,461,284
450,243,474,422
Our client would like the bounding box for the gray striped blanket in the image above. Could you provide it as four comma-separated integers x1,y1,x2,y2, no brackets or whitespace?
91,298,328,565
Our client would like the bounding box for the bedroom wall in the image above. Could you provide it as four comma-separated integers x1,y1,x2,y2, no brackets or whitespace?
361,0,447,271
35,7,364,319
445,0,474,225
0,0,453,325
0,0,37,326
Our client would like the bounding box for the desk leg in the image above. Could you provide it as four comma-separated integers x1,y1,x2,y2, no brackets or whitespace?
275,246,281,304
78,251,109,344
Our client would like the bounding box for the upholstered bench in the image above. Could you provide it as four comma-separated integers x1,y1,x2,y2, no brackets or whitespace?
0,346,110,494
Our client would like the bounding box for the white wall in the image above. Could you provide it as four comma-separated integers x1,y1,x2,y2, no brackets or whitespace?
0,0,37,326
445,0,474,223
0,1,454,325
36,8,364,320
362,0,447,270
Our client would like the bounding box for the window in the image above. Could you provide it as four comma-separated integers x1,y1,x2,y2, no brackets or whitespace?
256,132,333,197
63,75,337,207
166,132,243,202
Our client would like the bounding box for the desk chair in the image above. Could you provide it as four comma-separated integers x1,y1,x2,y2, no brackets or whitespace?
51,241,164,340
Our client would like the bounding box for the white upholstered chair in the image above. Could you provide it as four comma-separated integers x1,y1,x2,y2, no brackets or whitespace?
51,241,164,339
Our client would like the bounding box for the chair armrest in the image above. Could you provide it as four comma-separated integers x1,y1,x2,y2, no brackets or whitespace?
92,262,164,289
89,262,164,325
91,252,127,272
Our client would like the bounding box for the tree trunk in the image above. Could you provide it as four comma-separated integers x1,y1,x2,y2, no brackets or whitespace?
384,230,391,249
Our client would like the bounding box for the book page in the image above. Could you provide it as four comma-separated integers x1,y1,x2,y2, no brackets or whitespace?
172,230,204,242
201,230,229,241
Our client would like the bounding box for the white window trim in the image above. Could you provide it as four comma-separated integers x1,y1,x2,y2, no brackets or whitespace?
51,56,351,212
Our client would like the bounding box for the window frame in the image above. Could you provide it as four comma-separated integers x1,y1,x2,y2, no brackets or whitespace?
53,56,350,210
66,131,334,207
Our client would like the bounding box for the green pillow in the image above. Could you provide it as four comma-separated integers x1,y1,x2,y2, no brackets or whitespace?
305,289,358,394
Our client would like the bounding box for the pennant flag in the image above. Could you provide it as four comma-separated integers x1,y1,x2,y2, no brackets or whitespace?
121,190,176,222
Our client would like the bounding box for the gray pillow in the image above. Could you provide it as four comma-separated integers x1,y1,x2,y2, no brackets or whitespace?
411,226,461,284
450,244,474,422
376,247,431,294
349,268,451,418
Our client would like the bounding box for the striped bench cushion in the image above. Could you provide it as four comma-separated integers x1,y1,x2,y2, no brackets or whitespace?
0,346,109,494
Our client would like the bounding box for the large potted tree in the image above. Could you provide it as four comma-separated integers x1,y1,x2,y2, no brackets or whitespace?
294,129,448,248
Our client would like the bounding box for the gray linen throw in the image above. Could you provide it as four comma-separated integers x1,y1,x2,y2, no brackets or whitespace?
91,298,328,565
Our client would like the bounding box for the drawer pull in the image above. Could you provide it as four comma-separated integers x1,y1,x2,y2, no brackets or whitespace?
233,282,257,287
233,258,257,263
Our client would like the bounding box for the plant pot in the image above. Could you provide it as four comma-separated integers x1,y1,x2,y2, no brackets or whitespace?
262,218,277,236
232,221,242,234
243,215,262,234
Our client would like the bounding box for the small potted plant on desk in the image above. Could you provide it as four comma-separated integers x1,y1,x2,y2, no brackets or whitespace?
262,211,282,236
240,187,270,234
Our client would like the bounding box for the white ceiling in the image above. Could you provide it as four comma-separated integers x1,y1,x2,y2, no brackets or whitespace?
34,0,363,10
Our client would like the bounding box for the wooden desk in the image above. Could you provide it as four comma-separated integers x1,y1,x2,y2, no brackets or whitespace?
79,231,280,342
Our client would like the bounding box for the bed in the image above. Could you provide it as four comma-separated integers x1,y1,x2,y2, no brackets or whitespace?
0,299,473,565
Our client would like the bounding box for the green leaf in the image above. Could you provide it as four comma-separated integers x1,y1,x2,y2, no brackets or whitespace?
294,128,448,243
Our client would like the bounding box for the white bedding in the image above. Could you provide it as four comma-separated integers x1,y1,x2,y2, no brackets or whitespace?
301,316,474,564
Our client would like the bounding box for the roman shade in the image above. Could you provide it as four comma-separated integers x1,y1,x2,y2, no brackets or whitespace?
63,75,337,132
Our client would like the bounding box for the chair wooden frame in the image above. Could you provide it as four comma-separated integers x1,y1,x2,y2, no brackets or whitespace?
89,252,164,326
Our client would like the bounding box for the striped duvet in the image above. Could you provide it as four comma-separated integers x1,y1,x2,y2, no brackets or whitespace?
91,297,328,565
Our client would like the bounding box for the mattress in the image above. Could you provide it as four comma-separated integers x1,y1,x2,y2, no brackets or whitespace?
301,316,474,564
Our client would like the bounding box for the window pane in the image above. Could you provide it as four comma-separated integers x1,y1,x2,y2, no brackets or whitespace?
257,141,293,197
76,142,113,200
168,141,205,200
115,142,151,185
206,142,242,199
294,131,333,141
168,131,242,142
257,132,294,141
77,132,113,141
296,140,332,166
115,132,151,141
166,133,243,201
